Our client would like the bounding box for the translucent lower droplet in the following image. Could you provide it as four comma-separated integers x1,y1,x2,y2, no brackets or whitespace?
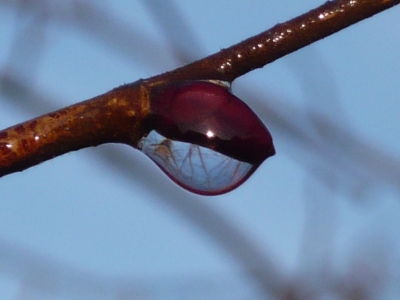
139,81,275,195
138,130,254,195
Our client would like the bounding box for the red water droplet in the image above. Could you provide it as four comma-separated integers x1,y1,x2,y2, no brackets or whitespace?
139,81,275,195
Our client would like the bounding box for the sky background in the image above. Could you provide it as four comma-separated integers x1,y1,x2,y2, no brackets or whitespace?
0,0,400,299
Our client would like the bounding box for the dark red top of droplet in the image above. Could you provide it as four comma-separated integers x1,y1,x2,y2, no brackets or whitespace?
145,81,275,165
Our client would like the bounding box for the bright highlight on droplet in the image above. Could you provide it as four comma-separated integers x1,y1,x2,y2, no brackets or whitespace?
139,81,275,195
206,130,214,138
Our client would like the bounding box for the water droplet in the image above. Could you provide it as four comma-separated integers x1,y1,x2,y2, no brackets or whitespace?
139,130,254,195
139,81,275,195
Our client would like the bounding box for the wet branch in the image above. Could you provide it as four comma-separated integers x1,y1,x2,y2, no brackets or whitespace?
149,0,400,82
1,0,399,177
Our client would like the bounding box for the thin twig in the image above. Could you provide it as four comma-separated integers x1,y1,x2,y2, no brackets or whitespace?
149,0,400,82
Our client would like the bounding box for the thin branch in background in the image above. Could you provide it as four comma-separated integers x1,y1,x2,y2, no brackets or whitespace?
3,6,48,84
0,238,277,299
1,0,174,72
68,0,172,71
295,168,339,297
284,48,347,129
244,88,400,195
141,0,204,63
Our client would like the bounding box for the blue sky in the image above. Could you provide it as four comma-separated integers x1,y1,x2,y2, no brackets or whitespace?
0,1,400,299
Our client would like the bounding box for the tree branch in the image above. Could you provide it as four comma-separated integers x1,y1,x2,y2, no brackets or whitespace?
149,0,400,83
0,0,399,177
0,84,146,176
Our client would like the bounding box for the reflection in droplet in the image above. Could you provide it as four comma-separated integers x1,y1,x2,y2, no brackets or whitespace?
139,130,253,195
140,81,275,195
